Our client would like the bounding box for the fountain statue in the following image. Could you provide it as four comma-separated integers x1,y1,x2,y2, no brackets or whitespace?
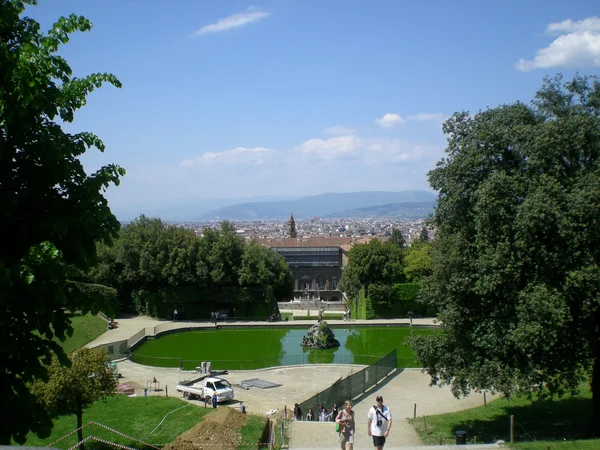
301,320,340,349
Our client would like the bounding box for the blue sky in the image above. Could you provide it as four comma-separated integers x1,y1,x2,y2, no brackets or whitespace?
28,1,600,213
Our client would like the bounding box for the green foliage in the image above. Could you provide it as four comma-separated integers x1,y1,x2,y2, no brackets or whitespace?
409,75,600,430
0,1,123,443
30,348,117,450
92,217,293,318
388,228,407,248
340,238,406,300
66,281,118,318
350,287,376,319
395,282,421,301
418,225,430,242
403,241,433,281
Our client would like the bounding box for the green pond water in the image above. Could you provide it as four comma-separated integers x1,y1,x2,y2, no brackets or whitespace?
130,326,435,370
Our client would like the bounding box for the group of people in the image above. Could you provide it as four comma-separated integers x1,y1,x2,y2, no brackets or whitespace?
295,402,339,422
293,396,392,450
210,311,221,323
267,311,281,322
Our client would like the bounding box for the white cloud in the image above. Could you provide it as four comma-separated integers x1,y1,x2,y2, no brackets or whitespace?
324,125,356,135
194,10,269,36
517,16,600,71
547,16,600,34
363,138,439,165
407,113,445,121
180,147,272,166
131,125,445,207
376,113,405,128
297,135,361,157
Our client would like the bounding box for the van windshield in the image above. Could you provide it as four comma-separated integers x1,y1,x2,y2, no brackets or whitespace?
214,380,231,389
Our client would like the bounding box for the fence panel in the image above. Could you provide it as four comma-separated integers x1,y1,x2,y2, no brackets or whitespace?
298,349,397,418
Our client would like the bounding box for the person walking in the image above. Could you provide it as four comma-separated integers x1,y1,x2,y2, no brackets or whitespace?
367,396,392,450
306,408,315,421
293,403,303,421
331,403,339,422
212,392,218,409
336,400,355,450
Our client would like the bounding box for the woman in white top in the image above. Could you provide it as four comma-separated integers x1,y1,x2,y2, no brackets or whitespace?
336,400,355,450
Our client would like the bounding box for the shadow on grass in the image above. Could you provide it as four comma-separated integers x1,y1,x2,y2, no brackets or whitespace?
451,397,593,443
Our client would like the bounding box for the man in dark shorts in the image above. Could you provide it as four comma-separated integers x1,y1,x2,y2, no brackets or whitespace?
367,395,392,450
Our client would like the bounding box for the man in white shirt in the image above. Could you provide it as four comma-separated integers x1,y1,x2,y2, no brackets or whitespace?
367,395,392,450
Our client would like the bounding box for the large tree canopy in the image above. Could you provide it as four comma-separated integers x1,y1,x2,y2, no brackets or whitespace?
340,238,405,300
409,75,600,431
91,217,294,317
0,0,123,443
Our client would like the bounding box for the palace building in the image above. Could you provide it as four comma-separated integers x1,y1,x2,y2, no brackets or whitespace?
258,212,362,302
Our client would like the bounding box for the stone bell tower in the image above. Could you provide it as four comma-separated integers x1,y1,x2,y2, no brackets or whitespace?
287,211,297,238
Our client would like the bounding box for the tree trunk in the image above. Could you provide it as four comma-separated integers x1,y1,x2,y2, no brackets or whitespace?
76,409,85,450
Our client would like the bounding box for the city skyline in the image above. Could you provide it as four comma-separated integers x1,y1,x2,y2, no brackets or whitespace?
28,1,600,212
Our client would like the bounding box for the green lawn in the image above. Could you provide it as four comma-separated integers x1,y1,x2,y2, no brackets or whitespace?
408,383,599,447
22,395,212,449
57,313,108,354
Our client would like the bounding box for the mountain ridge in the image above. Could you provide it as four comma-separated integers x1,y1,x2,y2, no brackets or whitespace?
199,190,436,220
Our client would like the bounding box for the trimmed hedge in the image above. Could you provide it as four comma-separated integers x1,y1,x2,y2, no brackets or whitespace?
348,282,436,318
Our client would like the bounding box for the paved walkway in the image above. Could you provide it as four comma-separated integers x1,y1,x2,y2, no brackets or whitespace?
89,314,499,448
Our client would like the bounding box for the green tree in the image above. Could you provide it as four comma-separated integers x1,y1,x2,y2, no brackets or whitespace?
31,348,117,450
403,241,433,281
91,216,200,315
239,241,294,300
201,221,246,287
409,75,600,433
388,228,406,248
0,1,123,443
340,239,405,299
418,225,430,242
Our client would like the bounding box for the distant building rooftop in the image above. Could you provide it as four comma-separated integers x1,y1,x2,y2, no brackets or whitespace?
257,237,352,248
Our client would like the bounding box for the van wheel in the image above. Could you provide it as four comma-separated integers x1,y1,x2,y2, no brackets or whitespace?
183,392,189,399
206,395,212,404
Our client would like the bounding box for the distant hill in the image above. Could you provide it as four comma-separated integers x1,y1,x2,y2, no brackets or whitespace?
199,190,436,220
325,201,435,219
110,195,297,221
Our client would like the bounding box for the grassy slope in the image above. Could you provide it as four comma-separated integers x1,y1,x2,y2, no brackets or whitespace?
408,383,600,448
57,313,108,354
23,395,212,449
